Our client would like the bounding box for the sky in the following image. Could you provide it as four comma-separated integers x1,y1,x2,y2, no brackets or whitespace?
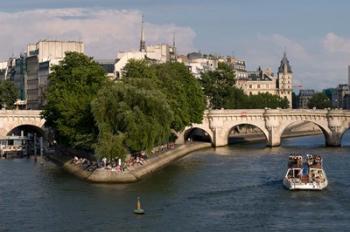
1,0,350,90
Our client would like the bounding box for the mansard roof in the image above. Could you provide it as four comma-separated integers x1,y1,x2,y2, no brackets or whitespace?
278,52,292,73
247,67,273,81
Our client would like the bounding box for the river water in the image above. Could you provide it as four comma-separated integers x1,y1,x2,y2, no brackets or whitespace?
1,134,350,232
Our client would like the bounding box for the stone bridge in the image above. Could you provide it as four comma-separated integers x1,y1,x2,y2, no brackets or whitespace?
2,109,350,148
0,110,45,138
178,109,350,147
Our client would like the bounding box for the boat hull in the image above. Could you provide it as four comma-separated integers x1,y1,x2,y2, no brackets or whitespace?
283,177,328,190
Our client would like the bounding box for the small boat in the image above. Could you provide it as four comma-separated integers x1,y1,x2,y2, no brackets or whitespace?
283,154,328,190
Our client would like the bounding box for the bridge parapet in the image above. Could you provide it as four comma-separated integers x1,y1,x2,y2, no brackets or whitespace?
0,110,42,117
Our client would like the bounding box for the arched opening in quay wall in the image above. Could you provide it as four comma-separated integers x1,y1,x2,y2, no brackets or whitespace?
184,127,212,144
227,123,268,146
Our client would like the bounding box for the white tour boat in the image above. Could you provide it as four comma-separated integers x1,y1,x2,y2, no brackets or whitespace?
283,154,328,190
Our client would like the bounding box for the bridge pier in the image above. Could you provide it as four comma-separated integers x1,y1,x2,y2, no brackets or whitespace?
325,133,342,147
266,128,281,147
212,128,228,147
175,131,185,145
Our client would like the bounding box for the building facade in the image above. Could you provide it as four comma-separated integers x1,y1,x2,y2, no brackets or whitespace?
297,89,315,109
236,67,277,96
25,40,84,109
0,61,7,80
277,52,293,107
114,43,176,79
234,53,293,107
96,59,116,79
27,40,84,63
178,52,218,79
334,84,350,108
224,56,248,79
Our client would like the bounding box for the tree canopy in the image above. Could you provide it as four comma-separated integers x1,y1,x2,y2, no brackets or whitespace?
307,92,332,109
42,52,109,150
153,62,206,130
92,59,206,160
200,62,241,109
0,80,18,109
246,93,289,109
92,80,173,159
123,59,206,131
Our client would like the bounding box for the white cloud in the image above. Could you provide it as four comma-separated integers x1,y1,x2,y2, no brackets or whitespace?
323,32,350,53
256,33,311,62
239,33,350,91
0,8,196,59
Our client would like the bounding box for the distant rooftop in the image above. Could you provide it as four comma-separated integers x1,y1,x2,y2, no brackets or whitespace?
278,52,292,73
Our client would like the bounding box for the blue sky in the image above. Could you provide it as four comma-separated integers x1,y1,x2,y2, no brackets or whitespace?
1,0,350,90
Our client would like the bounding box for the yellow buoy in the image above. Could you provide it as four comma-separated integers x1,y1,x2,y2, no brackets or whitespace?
133,196,145,214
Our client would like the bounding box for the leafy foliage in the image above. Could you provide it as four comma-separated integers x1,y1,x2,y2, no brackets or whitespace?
0,80,18,109
307,92,332,109
122,59,156,79
123,60,206,131
92,80,174,158
94,130,127,161
245,93,289,109
153,62,206,130
44,56,205,159
92,60,206,159
42,52,108,150
200,62,238,109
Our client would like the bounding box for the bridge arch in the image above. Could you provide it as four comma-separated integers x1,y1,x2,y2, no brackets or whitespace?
279,120,331,145
225,122,269,145
183,127,213,144
6,124,45,137
339,128,350,146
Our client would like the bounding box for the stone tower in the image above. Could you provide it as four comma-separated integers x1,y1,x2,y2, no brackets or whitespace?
277,52,293,108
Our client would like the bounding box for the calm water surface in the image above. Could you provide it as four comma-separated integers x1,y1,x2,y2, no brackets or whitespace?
1,134,350,231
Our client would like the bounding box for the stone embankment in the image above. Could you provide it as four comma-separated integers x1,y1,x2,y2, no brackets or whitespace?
47,142,211,184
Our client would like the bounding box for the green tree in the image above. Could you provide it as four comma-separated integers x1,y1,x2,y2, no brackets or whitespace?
123,60,206,132
307,92,332,109
94,130,127,161
246,93,289,109
153,62,206,131
42,52,108,150
122,59,156,79
0,80,18,109
92,81,174,157
200,62,239,109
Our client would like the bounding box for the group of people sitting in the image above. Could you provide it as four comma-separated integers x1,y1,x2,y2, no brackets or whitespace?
71,142,177,173
72,156,98,172
151,142,176,155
